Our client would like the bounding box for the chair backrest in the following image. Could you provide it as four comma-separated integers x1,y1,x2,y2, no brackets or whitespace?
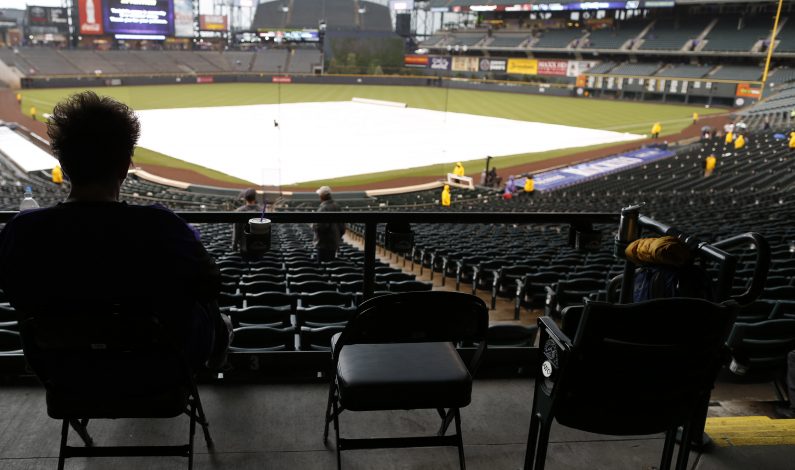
388,280,433,292
289,280,336,294
552,298,737,435
0,329,22,354
299,325,346,351
299,291,353,308
245,291,296,309
296,305,357,327
334,292,488,369
726,318,795,374
239,280,287,294
230,326,295,352
18,302,193,418
228,305,292,327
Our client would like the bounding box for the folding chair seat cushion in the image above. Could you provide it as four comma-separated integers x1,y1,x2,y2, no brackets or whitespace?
337,341,472,411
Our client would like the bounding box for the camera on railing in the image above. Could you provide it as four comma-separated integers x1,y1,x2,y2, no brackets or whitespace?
241,218,271,259
385,221,413,253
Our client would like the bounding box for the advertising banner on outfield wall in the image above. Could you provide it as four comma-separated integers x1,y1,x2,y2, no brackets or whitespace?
173,0,194,37
79,0,104,35
567,60,597,77
452,56,479,72
507,58,537,75
478,58,506,72
736,83,762,98
429,56,451,70
404,55,429,68
538,60,568,76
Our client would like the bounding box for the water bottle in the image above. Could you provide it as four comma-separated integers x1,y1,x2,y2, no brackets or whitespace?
19,186,39,211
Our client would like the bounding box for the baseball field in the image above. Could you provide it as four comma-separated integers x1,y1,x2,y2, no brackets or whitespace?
19,83,724,187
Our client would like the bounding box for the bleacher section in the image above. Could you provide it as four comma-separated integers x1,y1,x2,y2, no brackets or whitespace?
14,48,81,75
709,65,761,81
702,16,770,52
655,64,712,79
288,49,322,73
582,25,644,50
640,19,709,51
586,62,617,74
59,50,121,74
533,29,584,49
609,62,662,76
776,21,795,53
360,2,392,31
253,0,392,31
251,49,288,73
488,34,530,48
450,34,484,47
325,0,356,30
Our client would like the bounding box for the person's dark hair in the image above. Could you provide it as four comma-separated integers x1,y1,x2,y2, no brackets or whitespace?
243,188,256,202
47,91,140,185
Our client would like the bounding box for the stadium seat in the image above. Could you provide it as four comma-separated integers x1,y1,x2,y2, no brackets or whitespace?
0,329,21,354
524,298,738,470
295,305,357,327
726,318,795,401
227,306,292,328
230,326,295,352
299,325,346,351
298,291,354,308
323,291,488,470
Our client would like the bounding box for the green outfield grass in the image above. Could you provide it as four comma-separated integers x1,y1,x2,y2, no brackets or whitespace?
21,83,725,187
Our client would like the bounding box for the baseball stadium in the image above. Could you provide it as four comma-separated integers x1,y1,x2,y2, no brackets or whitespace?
0,0,794,469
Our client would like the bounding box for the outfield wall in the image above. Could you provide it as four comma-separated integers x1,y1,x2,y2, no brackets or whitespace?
20,72,748,106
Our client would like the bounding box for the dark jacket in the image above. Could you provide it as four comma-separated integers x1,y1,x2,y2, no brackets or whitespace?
313,198,345,250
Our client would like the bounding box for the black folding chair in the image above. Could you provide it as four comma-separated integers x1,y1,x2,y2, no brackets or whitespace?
324,291,488,470
18,302,213,470
524,298,737,470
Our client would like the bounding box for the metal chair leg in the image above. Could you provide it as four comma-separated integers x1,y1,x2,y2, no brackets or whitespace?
533,418,553,470
58,419,69,470
675,422,693,470
69,419,93,446
660,426,677,470
523,410,540,470
323,381,336,444
191,387,213,449
332,396,342,470
454,409,466,470
188,402,197,470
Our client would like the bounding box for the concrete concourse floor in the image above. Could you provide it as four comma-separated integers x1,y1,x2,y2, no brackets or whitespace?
0,379,792,470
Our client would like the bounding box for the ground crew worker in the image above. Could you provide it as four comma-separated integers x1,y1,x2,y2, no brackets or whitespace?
692,112,699,124
441,184,451,207
453,162,465,177
52,165,63,184
16,93,21,105
651,122,662,139
704,154,716,177
30,105,36,121
524,175,535,194
734,134,746,150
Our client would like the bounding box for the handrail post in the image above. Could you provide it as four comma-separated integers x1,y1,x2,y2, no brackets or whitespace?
616,204,643,304
363,221,377,300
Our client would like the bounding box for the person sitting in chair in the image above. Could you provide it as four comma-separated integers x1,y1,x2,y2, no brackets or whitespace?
0,91,228,370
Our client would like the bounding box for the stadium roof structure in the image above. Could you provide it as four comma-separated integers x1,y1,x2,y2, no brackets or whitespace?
428,0,678,11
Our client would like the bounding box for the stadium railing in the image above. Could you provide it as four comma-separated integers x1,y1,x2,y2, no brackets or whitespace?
0,209,769,378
